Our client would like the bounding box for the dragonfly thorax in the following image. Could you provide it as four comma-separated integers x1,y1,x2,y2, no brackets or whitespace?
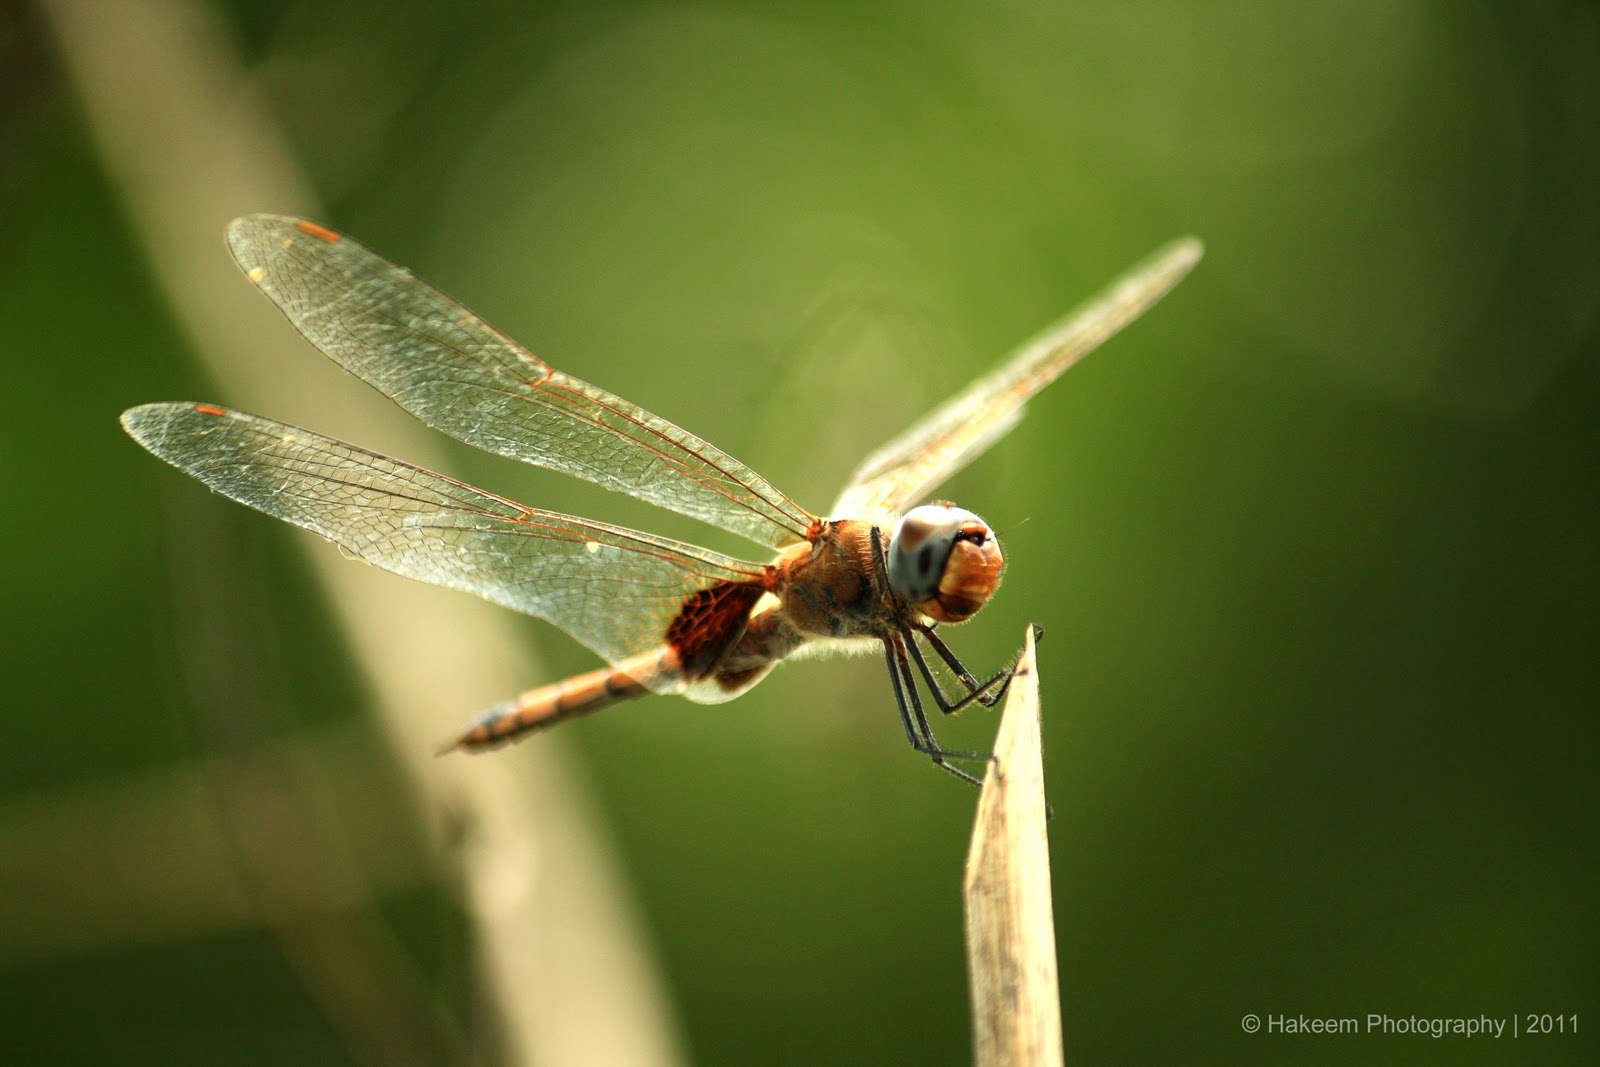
886,505,1004,624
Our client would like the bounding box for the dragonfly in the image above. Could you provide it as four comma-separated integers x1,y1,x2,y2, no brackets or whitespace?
123,216,1200,782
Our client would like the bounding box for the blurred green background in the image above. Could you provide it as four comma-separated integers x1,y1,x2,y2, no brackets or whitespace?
2,1,1596,1064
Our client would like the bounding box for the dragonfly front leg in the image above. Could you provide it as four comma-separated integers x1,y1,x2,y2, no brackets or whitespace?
882,635,994,785
900,630,1009,716
906,621,1043,715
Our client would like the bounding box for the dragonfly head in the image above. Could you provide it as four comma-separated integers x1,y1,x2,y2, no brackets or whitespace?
887,505,1004,624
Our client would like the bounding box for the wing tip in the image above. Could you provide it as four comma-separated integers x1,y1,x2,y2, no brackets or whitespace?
119,401,176,443
226,213,332,259
121,401,238,452
227,212,283,244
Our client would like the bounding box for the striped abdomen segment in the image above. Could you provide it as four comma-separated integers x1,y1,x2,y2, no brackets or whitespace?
444,648,683,752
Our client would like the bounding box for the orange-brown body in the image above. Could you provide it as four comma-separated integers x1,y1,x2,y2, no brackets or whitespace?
451,519,967,749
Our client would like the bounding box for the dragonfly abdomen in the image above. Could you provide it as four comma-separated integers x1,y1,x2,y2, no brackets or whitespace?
444,648,680,752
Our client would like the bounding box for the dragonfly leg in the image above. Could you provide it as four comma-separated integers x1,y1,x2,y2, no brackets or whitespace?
910,621,1044,713
882,636,994,786
904,632,1010,714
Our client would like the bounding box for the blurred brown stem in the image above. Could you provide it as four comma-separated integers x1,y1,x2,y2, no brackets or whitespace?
38,1,685,1064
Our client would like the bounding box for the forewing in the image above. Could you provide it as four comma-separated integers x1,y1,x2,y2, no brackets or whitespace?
122,402,768,681
831,237,1202,518
227,215,814,549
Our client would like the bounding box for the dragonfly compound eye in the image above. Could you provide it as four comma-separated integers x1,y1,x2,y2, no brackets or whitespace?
887,505,1004,623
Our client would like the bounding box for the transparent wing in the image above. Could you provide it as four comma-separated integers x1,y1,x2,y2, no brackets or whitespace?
122,402,768,684
831,237,1203,519
227,215,815,550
